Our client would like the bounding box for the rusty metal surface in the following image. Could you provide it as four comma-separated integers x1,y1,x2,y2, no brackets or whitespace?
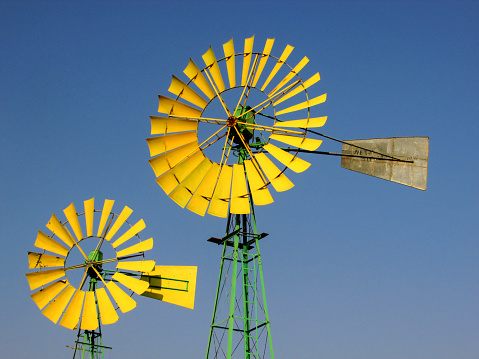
341,137,429,190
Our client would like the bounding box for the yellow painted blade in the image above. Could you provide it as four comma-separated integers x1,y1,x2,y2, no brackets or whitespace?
147,131,197,157
28,252,65,269
149,142,199,178
150,116,198,135
273,116,327,128
244,160,274,206
116,237,153,257
186,162,221,216
31,279,68,310
260,44,294,91
41,284,75,324
117,260,155,273
26,268,66,291
276,93,327,116
156,150,205,195
141,266,197,309
105,281,136,313
80,291,98,330
223,38,236,88
263,143,310,173
96,287,119,325
46,213,75,248
169,157,213,208
84,198,94,237
255,152,294,192
104,206,133,241
112,272,149,295
184,58,215,99
270,133,322,151
97,199,114,238
230,163,250,214
207,165,233,218
273,72,321,106
63,202,83,241
111,219,146,248
202,46,225,92
34,231,69,257
59,289,85,329
252,38,274,87
168,75,208,109
158,95,202,117
269,56,309,96
242,35,254,86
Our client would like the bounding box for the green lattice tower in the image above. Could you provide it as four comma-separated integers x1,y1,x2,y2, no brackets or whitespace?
72,250,111,359
206,113,274,359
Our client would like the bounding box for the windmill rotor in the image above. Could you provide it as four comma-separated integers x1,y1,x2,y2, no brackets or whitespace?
26,198,197,357
147,35,329,218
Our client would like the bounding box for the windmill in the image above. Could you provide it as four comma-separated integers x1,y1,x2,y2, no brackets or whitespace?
147,36,428,359
25,198,197,358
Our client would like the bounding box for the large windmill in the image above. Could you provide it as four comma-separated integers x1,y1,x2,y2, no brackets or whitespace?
147,36,428,359
26,198,197,358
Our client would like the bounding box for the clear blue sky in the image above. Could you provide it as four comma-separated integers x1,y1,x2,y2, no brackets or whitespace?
1,1,478,358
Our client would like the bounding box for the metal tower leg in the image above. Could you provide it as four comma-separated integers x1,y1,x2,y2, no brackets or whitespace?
206,210,274,359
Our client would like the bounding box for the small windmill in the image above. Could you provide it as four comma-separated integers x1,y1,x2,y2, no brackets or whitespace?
147,36,428,358
26,198,197,358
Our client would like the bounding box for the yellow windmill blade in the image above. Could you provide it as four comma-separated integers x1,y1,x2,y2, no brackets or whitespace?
96,287,119,325
41,284,75,324
207,165,233,218
168,75,208,109
252,38,275,87
269,133,322,151
260,44,294,91
263,143,311,173
34,231,69,257
28,252,65,269
84,198,94,237
116,260,155,273
276,93,327,116
149,142,200,178
186,163,221,216
63,202,83,241
30,280,68,310
150,116,198,135
104,205,133,241
111,219,146,248
242,35,254,86
202,46,225,93
141,266,197,310
230,163,250,214
26,268,66,291
148,37,327,216
59,289,85,329
273,116,328,129
80,291,99,330
169,157,213,208
156,150,206,196
158,95,202,117
116,237,153,257
272,72,321,106
255,152,294,192
223,38,236,88
112,272,149,295
46,213,75,249
97,199,114,238
147,132,197,157
105,281,136,313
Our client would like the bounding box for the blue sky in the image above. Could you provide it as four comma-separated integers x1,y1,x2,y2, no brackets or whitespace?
1,1,478,358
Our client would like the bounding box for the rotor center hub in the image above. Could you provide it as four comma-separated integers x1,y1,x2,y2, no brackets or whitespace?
227,116,237,127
